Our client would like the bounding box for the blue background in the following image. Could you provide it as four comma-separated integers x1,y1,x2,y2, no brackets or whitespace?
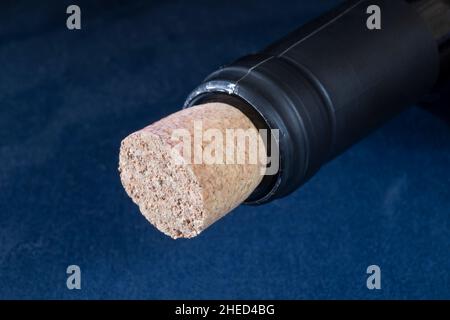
0,0,449,299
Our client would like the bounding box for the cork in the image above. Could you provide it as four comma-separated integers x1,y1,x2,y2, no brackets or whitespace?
119,103,266,239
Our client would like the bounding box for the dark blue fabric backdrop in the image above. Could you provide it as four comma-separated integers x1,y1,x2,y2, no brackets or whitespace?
0,0,449,299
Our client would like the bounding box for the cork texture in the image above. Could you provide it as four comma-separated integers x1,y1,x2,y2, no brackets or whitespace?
119,103,265,239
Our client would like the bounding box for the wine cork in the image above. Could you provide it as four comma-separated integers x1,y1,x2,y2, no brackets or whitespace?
119,103,266,239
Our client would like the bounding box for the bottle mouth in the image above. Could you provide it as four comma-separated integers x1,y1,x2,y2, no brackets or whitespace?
184,85,282,205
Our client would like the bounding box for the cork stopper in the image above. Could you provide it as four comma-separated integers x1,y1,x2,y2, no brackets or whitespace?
119,103,266,239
